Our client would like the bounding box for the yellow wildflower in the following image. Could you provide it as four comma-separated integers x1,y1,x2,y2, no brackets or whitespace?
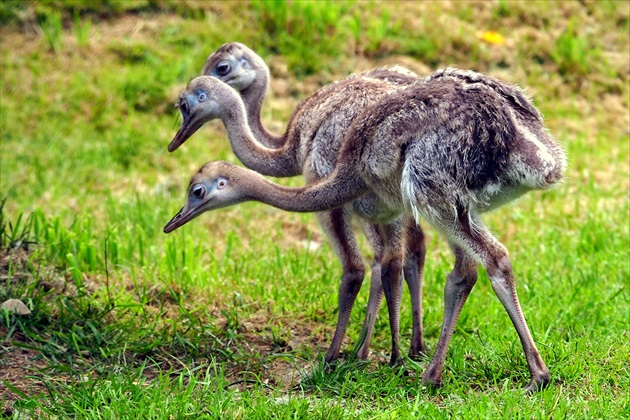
478,31,506,45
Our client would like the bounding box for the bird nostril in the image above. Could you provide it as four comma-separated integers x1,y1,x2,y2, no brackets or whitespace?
180,101,189,115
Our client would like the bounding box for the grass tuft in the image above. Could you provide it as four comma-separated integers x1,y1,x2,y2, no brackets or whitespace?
251,0,353,76
35,7,63,53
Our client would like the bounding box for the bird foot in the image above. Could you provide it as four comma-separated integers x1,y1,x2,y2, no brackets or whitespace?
388,349,402,368
523,372,551,395
407,346,428,361
421,369,444,389
355,344,370,361
323,364,335,374
323,358,339,374
421,377,443,390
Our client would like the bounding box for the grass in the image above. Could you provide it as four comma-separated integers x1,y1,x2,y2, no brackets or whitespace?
1,0,629,418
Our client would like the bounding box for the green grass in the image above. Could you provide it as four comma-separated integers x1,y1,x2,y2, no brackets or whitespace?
1,1,629,418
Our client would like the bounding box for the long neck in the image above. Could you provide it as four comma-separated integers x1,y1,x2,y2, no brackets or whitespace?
221,91,301,178
240,165,369,213
241,69,287,150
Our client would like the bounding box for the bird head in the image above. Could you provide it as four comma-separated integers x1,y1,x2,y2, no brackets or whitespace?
169,77,237,152
164,161,246,233
202,42,263,93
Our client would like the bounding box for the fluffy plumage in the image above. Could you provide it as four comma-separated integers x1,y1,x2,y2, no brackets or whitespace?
165,68,566,393
175,43,428,361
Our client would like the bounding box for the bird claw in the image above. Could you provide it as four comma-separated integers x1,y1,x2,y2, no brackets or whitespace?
421,375,444,390
323,359,338,374
523,374,551,395
407,346,428,361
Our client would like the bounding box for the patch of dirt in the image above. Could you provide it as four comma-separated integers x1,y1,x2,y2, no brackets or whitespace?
1,247,45,414
0,246,31,274
0,335,50,416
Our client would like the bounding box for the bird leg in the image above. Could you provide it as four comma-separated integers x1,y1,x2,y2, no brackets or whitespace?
381,255,404,366
355,259,384,360
422,245,478,387
424,210,550,392
317,208,366,364
325,267,365,363
379,223,406,367
403,218,427,358
356,222,384,360
484,251,551,393
357,218,427,361
464,214,550,393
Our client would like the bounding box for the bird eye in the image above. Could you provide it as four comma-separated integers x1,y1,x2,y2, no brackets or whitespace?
239,58,251,69
191,185,205,199
198,92,207,102
216,62,231,76
217,178,228,190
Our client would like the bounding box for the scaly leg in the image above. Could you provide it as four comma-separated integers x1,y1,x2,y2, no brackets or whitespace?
424,209,550,392
422,244,478,387
464,213,550,393
357,218,427,360
356,222,384,360
379,222,406,366
317,208,365,363
403,218,427,358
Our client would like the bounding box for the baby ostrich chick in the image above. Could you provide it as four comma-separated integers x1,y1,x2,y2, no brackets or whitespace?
198,44,427,360
165,68,566,393
172,57,428,362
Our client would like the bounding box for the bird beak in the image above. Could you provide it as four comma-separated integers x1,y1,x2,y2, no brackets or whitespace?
163,206,187,233
163,199,210,233
168,112,204,153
